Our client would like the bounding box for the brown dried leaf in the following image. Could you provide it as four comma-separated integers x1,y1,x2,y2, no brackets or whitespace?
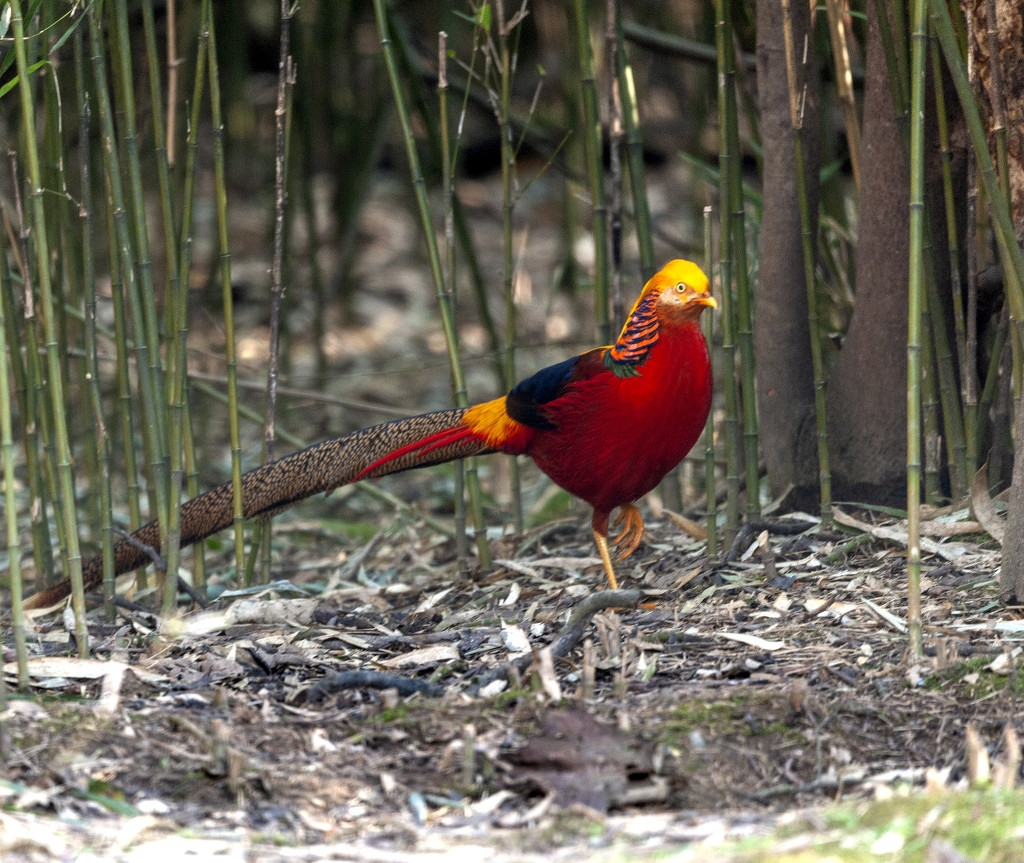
971,462,1005,544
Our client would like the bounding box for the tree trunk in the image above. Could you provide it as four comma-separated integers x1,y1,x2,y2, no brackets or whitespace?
963,0,1024,602
753,0,820,510
825,0,910,504
1002,393,1024,601
961,0,1024,243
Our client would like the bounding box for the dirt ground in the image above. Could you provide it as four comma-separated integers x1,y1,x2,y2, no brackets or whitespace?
3,169,1024,860
3,500,1023,860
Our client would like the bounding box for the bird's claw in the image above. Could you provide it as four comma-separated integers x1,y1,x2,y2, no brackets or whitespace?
611,503,645,560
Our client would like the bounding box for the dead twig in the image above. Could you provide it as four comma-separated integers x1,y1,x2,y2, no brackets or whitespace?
468,589,643,695
306,670,445,702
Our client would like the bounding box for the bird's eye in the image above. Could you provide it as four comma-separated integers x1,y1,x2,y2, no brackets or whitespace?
675,282,685,293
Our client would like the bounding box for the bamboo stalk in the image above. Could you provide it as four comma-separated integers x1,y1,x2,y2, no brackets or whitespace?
825,0,862,193
906,0,927,660
569,0,611,343
983,0,1010,196
929,0,1024,324
605,0,625,332
437,31,467,567
874,0,967,498
715,0,741,535
614,13,655,280
382,11,505,392
703,206,718,558
920,294,942,503
175,7,211,596
74,29,116,620
260,0,296,583
373,0,490,564
111,0,170,504
720,0,760,518
0,183,54,586
494,0,525,535
930,23,973,475
10,0,87,652
205,0,247,593
141,0,189,601
88,2,159,582
622,20,756,70
10,152,65,588
781,0,832,526
0,246,29,689
436,24,492,565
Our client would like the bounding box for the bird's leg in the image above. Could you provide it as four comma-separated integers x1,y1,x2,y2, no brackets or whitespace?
591,510,619,590
611,503,645,560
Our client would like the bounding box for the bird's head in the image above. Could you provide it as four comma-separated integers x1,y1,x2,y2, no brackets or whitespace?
642,259,717,323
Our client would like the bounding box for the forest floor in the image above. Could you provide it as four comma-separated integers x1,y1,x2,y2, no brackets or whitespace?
4,172,1024,861
4,501,1024,861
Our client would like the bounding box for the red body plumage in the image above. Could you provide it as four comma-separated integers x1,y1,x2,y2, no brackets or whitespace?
458,259,716,587
523,321,712,516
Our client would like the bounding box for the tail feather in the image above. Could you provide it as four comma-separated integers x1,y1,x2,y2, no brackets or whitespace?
23,408,492,610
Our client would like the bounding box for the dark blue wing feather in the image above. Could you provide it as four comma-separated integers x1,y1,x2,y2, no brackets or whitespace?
505,355,582,430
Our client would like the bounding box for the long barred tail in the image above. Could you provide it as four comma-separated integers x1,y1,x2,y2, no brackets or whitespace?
23,408,493,610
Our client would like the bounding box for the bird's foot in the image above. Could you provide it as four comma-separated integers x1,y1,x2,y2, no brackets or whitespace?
611,503,645,560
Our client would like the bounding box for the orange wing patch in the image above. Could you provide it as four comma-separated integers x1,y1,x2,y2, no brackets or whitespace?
463,397,532,454
604,291,660,377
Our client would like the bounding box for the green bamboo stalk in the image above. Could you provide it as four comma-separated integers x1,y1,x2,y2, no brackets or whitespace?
104,180,145,596
920,294,941,503
929,25,974,475
110,0,170,503
494,2,525,535
141,0,190,601
0,251,29,689
382,4,494,555
205,0,247,592
930,0,1024,325
983,0,1010,197
906,0,927,660
75,29,116,620
720,0,760,517
614,13,655,280
874,0,967,498
88,2,162,555
702,206,718,558
925,257,968,497
781,0,832,526
0,202,54,585
965,154,981,466
825,0,862,194
176,7,211,596
257,0,296,585
622,20,756,70
8,155,62,588
437,31,467,567
605,0,625,331
383,12,505,392
569,0,611,344
979,304,1008,440
373,0,489,563
435,25,491,565
716,0,741,535
10,0,87,652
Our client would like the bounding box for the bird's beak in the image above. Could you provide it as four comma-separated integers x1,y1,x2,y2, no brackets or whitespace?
695,295,717,310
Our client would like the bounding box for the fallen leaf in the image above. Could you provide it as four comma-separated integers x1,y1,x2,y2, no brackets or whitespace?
717,631,785,651
971,462,1005,544
379,643,460,668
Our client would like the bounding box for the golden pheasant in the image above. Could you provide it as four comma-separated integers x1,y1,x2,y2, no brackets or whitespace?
23,260,715,610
